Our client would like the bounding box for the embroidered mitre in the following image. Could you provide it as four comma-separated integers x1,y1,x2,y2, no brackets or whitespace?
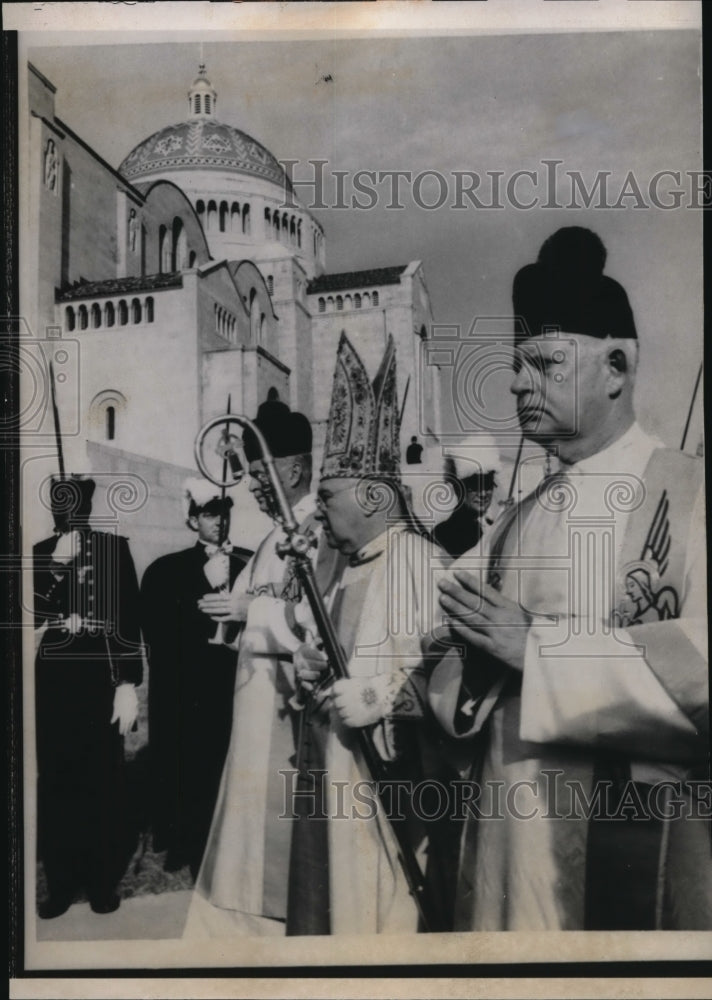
321,332,401,480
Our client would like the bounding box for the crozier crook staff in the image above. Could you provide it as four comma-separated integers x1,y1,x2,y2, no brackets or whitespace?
195,396,446,934
187,399,340,938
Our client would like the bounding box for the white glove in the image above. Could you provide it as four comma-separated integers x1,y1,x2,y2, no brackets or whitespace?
111,683,138,736
198,590,252,622
332,675,390,728
203,552,230,589
52,530,80,565
61,612,82,635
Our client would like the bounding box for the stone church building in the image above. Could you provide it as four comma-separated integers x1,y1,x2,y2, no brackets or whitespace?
24,61,441,568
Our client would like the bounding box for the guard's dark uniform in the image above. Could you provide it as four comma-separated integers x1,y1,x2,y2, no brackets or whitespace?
433,504,485,559
34,528,143,912
140,542,250,877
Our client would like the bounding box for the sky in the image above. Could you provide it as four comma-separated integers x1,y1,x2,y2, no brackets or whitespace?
25,29,703,450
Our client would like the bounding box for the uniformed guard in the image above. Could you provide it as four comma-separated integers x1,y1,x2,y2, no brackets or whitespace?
140,479,251,878
34,475,143,917
433,440,500,558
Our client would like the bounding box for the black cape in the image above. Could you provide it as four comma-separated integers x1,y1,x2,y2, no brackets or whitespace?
433,505,485,559
140,542,250,876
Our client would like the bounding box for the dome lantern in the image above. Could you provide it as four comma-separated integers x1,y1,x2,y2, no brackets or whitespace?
188,63,217,119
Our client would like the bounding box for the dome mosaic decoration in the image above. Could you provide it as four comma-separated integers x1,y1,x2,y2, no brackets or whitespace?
118,119,292,191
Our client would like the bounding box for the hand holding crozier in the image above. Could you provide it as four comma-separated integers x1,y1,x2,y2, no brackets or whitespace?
198,589,253,622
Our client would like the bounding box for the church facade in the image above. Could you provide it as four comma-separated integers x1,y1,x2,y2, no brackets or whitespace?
24,61,441,567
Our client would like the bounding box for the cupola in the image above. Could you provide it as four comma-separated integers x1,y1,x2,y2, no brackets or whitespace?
188,63,217,119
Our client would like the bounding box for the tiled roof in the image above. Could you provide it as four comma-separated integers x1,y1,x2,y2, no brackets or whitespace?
57,272,183,302
307,265,407,295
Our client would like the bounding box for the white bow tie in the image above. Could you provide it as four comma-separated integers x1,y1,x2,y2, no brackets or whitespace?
203,541,232,557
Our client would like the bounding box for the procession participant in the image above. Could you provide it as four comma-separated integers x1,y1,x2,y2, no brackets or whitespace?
406,435,424,465
429,226,709,930
140,479,250,878
433,439,500,558
34,475,143,917
187,400,341,937
286,333,450,936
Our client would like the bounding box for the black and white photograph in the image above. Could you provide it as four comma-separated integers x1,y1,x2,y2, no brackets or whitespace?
5,1,709,996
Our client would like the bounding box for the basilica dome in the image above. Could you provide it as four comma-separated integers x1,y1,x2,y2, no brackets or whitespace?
118,64,290,191
118,118,291,191
116,63,323,279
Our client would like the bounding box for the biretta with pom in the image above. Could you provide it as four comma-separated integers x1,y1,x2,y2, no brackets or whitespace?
241,404,313,463
513,226,637,343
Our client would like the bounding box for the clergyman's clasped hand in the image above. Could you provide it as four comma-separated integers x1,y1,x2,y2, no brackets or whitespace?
437,569,531,673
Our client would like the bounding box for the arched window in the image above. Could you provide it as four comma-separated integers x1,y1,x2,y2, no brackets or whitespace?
219,201,228,232
318,297,325,313
354,293,361,309
267,275,274,295
273,213,280,239
194,93,201,115
282,213,289,241
145,297,154,322
372,290,379,306
90,302,101,328
172,217,186,270
362,292,371,307
78,305,88,330
260,314,266,344
104,301,115,327
131,298,142,323
204,94,211,115
231,202,240,231
290,217,296,244
140,223,147,276
336,296,343,311
297,221,302,248
65,306,75,331
188,250,196,268
207,200,217,232
106,406,115,441
327,296,334,311
242,203,250,234
118,300,128,325
249,289,261,343
196,199,205,226
344,295,352,310
159,224,169,272
89,390,126,445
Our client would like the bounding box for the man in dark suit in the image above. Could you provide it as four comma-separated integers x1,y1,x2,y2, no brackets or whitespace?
140,480,251,879
34,475,144,918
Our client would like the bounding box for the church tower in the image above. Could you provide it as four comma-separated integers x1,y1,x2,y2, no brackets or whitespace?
188,63,217,119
